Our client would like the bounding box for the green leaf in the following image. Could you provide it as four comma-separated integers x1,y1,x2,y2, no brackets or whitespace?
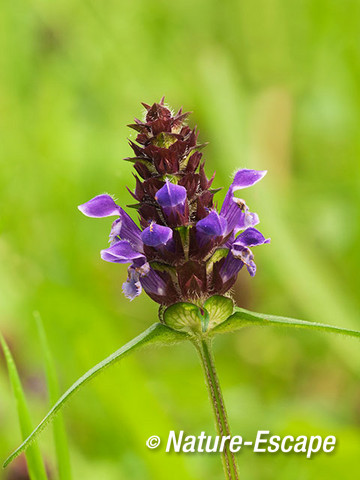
164,302,203,333
203,295,234,329
201,309,210,333
0,332,48,480
35,312,72,480
164,296,235,334
210,307,360,340
3,323,188,469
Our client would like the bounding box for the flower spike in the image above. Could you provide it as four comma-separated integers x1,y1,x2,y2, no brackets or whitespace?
78,100,269,305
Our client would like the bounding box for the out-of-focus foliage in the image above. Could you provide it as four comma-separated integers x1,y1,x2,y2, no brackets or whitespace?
0,333,47,480
0,1,359,479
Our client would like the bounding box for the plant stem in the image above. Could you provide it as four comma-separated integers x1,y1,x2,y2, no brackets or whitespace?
194,338,240,480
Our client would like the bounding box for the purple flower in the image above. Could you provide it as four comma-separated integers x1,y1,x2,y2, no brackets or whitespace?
79,195,174,301
155,180,188,225
78,194,119,218
196,211,227,247
155,180,187,212
219,227,270,286
100,240,144,263
220,169,266,234
196,211,227,237
79,194,144,250
79,100,270,305
123,267,142,301
141,222,173,247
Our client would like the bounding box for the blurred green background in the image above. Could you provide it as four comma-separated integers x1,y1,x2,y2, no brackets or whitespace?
1,1,360,479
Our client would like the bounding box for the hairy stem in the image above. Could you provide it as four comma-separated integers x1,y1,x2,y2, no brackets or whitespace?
194,338,240,480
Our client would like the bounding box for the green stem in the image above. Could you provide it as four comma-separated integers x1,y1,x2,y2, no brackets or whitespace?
194,338,240,480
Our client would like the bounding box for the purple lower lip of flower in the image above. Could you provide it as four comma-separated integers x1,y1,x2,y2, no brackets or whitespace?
219,246,257,284
247,260,256,276
140,222,173,247
122,268,142,301
231,245,257,276
101,240,145,263
78,194,119,217
196,211,227,237
219,226,269,285
234,227,270,247
122,261,151,300
232,245,252,262
243,211,259,229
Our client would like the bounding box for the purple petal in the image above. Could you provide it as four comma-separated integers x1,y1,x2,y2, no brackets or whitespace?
231,245,257,277
141,223,173,247
140,267,167,297
234,227,270,247
110,208,143,251
247,260,257,277
220,169,266,232
221,198,259,234
230,169,267,191
244,212,259,229
101,240,145,263
155,180,187,208
133,260,151,276
219,252,244,283
122,268,142,301
78,194,119,217
196,211,227,237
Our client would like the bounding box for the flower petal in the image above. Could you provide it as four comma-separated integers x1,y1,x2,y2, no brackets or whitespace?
140,267,167,297
78,194,119,217
196,211,227,237
244,212,260,229
101,240,145,263
247,260,257,277
234,227,270,247
229,169,267,191
219,252,244,283
122,268,142,301
141,223,173,247
231,245,257,277
110,208,143,251
221,169,266,232
155,180,187,208
221,198,259,234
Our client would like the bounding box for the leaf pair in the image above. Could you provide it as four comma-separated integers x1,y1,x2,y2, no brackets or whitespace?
3,306,360,469
163,295,234,333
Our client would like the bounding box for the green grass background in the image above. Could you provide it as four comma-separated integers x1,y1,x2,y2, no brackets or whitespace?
1,1,360,479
